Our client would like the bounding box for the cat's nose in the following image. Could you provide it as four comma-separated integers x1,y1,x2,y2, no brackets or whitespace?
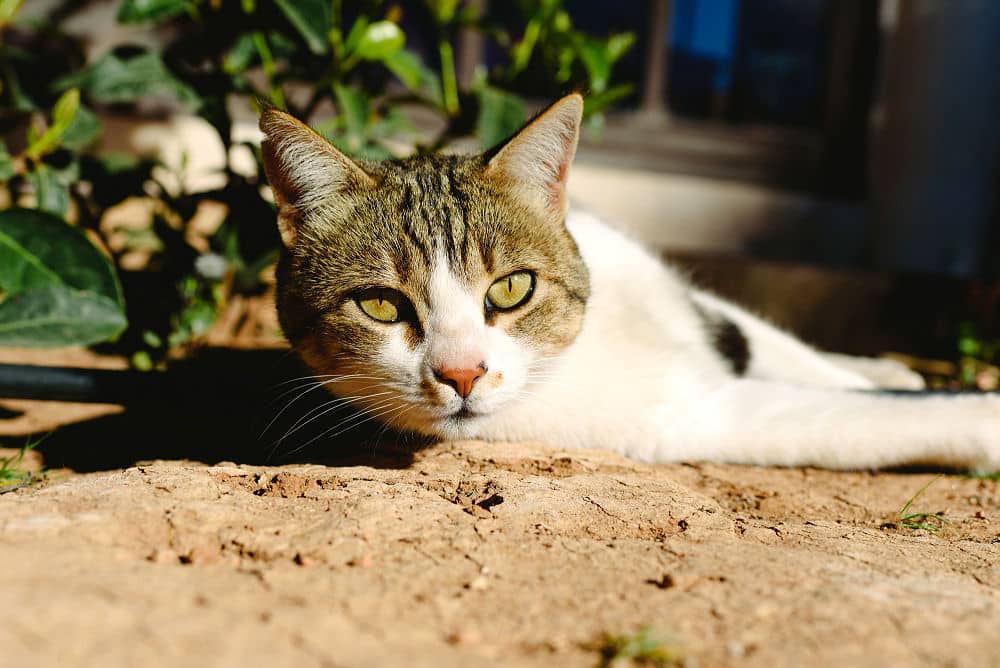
434,364,487,399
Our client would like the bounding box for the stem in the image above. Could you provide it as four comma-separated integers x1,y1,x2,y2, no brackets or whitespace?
438,39,459,116
509,17,541,79
251,32,286,110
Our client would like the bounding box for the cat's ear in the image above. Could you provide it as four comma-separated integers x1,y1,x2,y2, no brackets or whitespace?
259,108,375,247
484,93,582,218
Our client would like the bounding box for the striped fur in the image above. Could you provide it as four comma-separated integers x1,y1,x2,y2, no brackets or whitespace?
261,95,1000,473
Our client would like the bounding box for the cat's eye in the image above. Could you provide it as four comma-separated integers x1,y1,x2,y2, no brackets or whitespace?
486,271,534,311
356,288,409,323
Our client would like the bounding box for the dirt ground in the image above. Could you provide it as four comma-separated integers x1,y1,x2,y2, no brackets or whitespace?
1,347,999,667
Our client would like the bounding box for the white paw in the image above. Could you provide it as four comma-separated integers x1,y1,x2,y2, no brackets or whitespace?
971,393,1000,474
860,357,927,390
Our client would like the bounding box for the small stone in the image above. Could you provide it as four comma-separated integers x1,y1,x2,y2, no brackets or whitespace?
727,641,747,658
446,629,481,645
147,548,179,564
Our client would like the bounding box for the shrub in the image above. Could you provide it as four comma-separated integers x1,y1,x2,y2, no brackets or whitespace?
0,0,633,364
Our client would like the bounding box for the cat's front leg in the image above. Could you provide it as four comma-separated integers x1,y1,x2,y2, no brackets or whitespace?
657,378,1000,471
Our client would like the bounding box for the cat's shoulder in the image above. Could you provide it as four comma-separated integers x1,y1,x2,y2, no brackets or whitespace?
565,209,687,284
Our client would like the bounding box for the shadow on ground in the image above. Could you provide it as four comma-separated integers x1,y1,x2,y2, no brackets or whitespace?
4,348,428,472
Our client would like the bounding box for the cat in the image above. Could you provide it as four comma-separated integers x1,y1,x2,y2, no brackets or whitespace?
259,93,1000,472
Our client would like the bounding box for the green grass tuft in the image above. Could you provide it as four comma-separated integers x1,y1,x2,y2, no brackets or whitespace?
0,435,46,493
898,475,949,531
597,627,684,667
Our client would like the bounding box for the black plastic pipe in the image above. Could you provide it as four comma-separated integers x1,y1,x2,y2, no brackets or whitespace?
0,363,164,404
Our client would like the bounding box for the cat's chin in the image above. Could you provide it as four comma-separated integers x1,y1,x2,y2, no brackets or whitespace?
403,410,491,441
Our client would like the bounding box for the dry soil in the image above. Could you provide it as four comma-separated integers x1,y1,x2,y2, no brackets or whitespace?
0,349,998,667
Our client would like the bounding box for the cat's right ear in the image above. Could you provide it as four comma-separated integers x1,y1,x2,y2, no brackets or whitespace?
259,109,374,247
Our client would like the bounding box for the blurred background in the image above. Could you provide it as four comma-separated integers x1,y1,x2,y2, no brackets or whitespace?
1,0,1000,390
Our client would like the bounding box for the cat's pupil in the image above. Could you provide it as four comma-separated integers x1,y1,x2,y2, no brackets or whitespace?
507,277,512,293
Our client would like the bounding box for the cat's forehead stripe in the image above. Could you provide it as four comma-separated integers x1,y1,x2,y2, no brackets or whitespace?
395,157,479,277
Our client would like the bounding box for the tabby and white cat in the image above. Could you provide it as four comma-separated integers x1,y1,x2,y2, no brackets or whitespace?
260,94,1000,472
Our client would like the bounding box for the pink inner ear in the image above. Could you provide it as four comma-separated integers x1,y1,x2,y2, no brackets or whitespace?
544,132,574,209
546,159,569,209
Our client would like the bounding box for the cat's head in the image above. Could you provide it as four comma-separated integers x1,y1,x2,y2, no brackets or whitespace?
260,94,589,439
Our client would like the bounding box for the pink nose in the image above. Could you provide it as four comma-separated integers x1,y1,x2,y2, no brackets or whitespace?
434,364,486,399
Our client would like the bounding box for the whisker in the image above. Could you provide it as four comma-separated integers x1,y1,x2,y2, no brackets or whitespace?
284,399,409,457
271,373,386,401
261,375,387,439
275,388,394,447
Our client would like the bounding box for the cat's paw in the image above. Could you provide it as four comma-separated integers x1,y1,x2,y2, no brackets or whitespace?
860,356,927,390
971,393,1000,474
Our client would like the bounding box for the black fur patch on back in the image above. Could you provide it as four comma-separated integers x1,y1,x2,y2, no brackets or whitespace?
693,302,751,375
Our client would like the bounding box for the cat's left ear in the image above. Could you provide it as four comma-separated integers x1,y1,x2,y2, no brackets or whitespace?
260,108,375,247
484,93,582,219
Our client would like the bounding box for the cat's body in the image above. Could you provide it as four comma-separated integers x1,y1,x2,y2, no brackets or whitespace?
260,95,1000,472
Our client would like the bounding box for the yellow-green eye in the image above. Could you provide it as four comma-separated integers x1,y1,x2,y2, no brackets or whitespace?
357,288,407,323
486,271,534,311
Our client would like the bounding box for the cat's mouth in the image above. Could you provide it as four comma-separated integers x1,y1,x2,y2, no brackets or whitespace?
451,405,480,419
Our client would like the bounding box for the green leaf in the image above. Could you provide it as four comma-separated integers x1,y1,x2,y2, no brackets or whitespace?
426,0,460,24
117,0,192,23
60,104,103,151
476,87,526,149
223,33,258,74
54,50,200,109
343,16,370,56
0,142,14,181
577,36,611,92
274,0,330,54
354,21,405,61
333,84,369,153
26,166,70,218
2,56,35,111
0,208,127,347
0,208,123,306
383,49,442,104
25,88,79,160
959,336,982,357
0,286,126,347
583,83,633,116
606,32,635,64
0,0,23,27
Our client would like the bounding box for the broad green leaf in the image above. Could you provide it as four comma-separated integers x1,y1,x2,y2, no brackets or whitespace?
117,0,192,23
274,0,329,54
0,208,123,306
54,50,200,109
333,84,369,153
354,21,405,61
383,49,442,104
25,88,79,160
0,285,126,347
60,104,103,150
343,16,370,56
476,87,526,149
27,166,70,218
223,33,258,74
